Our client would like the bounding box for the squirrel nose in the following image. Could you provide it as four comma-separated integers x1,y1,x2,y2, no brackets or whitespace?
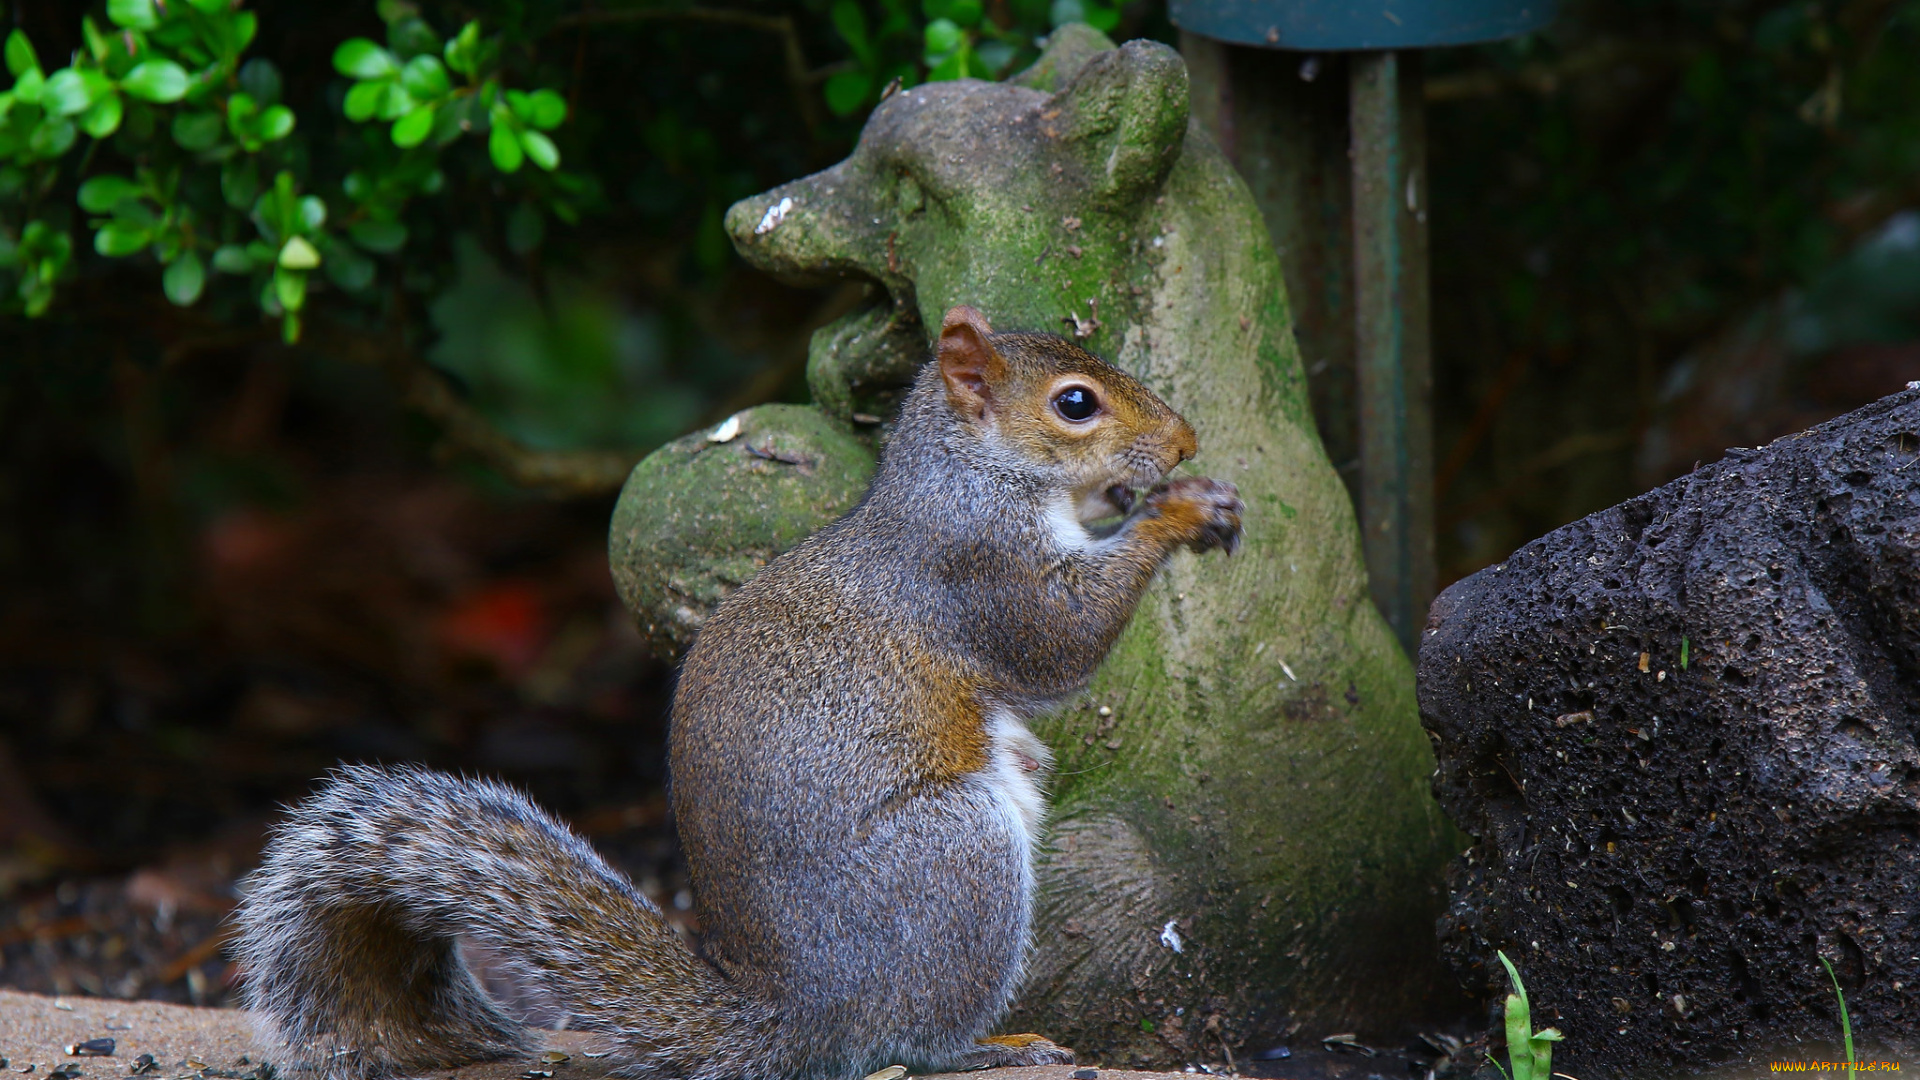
1170,417,1198,463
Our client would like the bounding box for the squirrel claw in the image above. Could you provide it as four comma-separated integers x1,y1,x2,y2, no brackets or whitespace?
1149,476,1244,555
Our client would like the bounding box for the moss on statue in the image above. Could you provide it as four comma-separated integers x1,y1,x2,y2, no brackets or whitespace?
612,29,1463,1059
609,404,874,658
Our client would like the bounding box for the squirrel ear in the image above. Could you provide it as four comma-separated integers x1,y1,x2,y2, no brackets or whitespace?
937,306,1004,423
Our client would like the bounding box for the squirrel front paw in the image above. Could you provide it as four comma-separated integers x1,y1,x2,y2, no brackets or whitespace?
1145,476,1244,555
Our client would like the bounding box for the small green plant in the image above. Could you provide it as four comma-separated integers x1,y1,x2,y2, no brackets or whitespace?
1487,950,1565,1080
1820,956,1858,1080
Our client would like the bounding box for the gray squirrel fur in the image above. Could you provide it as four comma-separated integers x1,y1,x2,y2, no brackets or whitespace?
232,308,1243,1080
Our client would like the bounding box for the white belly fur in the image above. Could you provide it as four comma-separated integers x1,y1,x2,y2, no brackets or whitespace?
983,708,1052,855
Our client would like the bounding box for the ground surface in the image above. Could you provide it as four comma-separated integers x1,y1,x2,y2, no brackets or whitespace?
2,988,1903,1080
0,989,1195,1080
0,988,1491,1080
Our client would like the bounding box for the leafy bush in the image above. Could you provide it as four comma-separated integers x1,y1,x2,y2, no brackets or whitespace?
0,0,577,340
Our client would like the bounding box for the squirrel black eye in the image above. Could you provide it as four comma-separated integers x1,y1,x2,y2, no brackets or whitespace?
1053,386,1098,422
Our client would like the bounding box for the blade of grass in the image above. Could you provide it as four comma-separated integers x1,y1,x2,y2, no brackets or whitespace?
1498,951,1535,1080
1820,956,1856,1080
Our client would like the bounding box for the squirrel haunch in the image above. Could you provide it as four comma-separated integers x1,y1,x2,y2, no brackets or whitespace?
234,306,1243,1080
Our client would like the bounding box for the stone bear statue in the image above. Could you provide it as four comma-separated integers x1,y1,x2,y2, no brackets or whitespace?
611,26,1460,1061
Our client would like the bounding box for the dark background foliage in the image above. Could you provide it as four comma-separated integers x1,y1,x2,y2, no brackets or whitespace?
0,0,1917,1033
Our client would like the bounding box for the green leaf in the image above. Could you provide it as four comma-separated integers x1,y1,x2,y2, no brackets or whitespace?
238,58,282,105
505,202,544,255
926,46,968,81
212,243,252,273
11,68,44,105
122,60,189,103
6,30,40,77
348,220,408,253
272,167,297,206
296,195,326,232
333,39,397,80
949,0,983,26
390,103,435,147
233,11,259,51
172,110,223,151
1084,0,1120,32
518,128,558,170
444,21,481,77
976,38,1014,74
111,198,158,228
527,88,567,130
28,117,75,157
387,17,442,60
163,250,206,305
831,0,872,62
488,122,523,172
79,91,123,137
43,69,95,116
431,93,472,144
23,280,55,317
257,104,294,141
77,174,142,213
1503,994,1533,1080
226,92,262,147
343,79,386,122
106,0,159,30
924,18,964,57
187,0,229,14
1528,1028,1563,1080
1048,0,1083,27
1497,951,1535,1080
376,81,416,120
278,235,321,269
324,245,375,292
824,69,871,116
505,88,533,121
81,17,111,62
273,265,306,311
94,219,151,256
401,54,449,100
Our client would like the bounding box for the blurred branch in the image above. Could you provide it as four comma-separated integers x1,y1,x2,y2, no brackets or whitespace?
310,319,640,498
553,6,824,134
1426,40,1684,103
1439,429,1634,530
1435,348,1531,503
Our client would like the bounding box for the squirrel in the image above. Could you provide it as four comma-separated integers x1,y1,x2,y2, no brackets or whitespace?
232,306,1244,1080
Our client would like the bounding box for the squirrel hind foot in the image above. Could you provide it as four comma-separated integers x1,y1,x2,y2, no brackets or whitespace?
961,1034,1076,1070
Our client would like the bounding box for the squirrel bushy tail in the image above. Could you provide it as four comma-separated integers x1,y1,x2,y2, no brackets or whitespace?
234,765,776,1080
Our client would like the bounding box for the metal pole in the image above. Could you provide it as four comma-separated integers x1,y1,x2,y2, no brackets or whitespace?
1349,50,1434,659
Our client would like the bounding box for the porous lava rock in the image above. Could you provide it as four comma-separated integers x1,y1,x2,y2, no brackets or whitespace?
1420,388,1920,1077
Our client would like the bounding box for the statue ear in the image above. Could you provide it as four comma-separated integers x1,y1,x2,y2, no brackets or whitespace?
1049,39,1190,208
1009,22,1115,93
937,306,1004,423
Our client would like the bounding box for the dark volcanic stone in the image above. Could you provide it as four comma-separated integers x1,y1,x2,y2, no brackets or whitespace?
1419,388,1920,1077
